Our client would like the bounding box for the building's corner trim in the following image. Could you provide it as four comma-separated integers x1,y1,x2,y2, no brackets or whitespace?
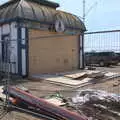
17,22,22,76
26,28,29,77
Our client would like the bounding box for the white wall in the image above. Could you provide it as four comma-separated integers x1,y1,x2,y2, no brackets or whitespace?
21,27,27,76
0,22,18,74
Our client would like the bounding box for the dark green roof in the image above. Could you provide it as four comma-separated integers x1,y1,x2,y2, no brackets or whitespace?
0,0,86,31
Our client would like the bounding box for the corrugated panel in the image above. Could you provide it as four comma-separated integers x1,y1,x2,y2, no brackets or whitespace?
0,0,86,31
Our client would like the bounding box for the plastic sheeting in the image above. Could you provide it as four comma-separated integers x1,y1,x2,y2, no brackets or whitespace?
72,89,120,104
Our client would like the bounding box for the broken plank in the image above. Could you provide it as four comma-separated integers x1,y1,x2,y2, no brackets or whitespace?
64,72,87,79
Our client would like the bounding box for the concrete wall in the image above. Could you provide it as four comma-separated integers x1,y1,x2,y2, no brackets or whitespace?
0,22,18,74
28,29,80,75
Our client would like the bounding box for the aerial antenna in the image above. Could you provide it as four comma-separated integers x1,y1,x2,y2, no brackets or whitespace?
83,0,85,24
86,2,98,17
83,0,98,24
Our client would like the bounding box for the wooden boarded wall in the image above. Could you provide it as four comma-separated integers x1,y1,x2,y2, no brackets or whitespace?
28,29,79,75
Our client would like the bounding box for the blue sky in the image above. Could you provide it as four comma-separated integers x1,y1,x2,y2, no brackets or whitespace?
1,0,120,32
49,0,120,52
51,0,120,32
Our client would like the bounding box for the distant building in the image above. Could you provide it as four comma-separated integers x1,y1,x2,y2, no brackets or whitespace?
0,0,86,77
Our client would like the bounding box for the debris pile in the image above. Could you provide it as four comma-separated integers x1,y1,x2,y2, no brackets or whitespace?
71,89,120,104
0,70,120,120
2,86,88,120
32,71,120,88
67,89,120,120
0,84,120,120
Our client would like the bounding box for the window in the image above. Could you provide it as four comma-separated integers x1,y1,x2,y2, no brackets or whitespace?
2,34,10,63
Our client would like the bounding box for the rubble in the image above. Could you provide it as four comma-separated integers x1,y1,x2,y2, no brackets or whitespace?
105,72,119,77
66,89,120,120
0,70,119,120
0,86,6,101
40,88,120,120
71,89,120,104
44,93,66,106
113,81,120,87
3,86,88,120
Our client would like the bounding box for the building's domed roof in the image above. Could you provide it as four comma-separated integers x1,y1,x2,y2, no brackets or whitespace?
0,0,86,31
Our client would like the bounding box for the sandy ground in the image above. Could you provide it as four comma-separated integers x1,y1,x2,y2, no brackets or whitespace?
85,64,120,74
0,65,120,120
2,111,42,120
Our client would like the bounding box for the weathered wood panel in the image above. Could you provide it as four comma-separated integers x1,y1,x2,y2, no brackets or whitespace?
29,30,80,75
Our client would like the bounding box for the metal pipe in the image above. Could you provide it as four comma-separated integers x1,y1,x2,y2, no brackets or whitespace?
85,30,120,34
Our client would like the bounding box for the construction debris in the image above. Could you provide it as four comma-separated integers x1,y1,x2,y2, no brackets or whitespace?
45,98,65,106
32,75,93,88
71,89,120,104
113,81,120,87
44,93,66,106
0,86,6,101
64,72,87,79
87,72,104,79
30,71,120,88
3,86,88,120
105,72,119,77
66,89,120,120
0,70,120,120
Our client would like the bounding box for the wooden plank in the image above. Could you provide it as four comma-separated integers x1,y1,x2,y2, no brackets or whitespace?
43,77,92,86
31,75,93,87
64,72,87,79
45,98,65,106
